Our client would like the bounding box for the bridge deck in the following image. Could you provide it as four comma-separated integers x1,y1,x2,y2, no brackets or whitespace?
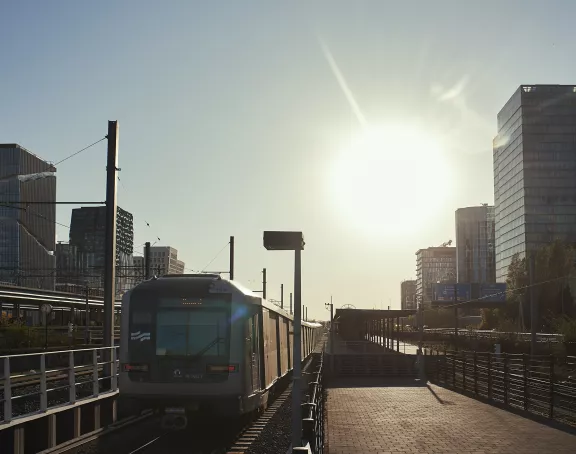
325,378,576,454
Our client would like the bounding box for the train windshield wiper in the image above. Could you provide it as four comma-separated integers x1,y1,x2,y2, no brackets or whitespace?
190,336,223,358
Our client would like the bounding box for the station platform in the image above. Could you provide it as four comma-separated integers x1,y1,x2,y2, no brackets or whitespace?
324,377,576,454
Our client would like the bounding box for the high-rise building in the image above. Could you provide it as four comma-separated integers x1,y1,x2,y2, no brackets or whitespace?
494,85,576,281
400,279,417,310
69,206,134,294
148,246,185,275
0,144,56,289
455,205,496,284
415,247,456,306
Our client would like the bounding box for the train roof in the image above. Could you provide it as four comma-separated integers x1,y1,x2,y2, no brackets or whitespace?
130,274,320,327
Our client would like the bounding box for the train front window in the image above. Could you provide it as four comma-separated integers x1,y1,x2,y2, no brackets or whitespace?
155,309,229,357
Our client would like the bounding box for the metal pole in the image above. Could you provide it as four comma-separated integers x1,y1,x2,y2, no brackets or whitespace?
262,268,267,300
290,292,293,314
292,248,302,448
281,284,284,309
530,253,537,356
144,242,151,280
330,297,334,354
85,285,90,344
104,121,119,379
229,236,235,280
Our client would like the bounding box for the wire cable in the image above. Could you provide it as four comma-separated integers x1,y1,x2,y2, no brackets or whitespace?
201,242,231,272
53,137,107,167
436,274,574,309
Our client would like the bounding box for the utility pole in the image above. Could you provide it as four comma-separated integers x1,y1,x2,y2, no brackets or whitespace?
326,296,334,354
229,236,235,280
103,120,118,375
530,253,537,356
144,242,151,280
454,283,459,344
290,292,293,314
262,268,267,300
280,283,284,309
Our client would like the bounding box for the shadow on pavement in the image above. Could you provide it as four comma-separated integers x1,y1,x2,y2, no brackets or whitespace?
326,376,427,388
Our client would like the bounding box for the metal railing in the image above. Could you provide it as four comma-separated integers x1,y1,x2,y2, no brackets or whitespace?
1,346,119,424
297,352,324,454
426,350,576,426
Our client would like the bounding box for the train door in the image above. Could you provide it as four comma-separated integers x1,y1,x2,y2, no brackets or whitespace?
248,313,261,392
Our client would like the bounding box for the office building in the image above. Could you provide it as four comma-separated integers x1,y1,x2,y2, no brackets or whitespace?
455,205,496,284
148,246,185,275
415,247,456,306
69,206,134,293
0,144,56,289
494,85,576,281
400,279,417,310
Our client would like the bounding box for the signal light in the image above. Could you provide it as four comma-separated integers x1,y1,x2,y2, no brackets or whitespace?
123,363,148,372
207,364,238,373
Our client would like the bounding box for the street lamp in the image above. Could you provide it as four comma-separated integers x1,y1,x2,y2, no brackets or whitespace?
263,231,305,448
325,296,334,354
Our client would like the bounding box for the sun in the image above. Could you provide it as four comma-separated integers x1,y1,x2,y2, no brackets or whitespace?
328,123,452,237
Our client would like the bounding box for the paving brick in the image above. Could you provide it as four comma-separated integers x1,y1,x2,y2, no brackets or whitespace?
325,378,576,454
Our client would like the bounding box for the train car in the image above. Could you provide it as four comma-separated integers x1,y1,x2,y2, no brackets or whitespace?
119,273,322,429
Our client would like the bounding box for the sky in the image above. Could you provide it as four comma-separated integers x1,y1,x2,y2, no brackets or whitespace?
1,1,576,320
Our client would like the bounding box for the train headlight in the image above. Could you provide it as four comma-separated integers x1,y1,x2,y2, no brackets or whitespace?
207,364,238,373
122,363,149,372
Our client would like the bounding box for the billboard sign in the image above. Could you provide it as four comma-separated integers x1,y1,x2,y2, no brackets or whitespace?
479,283,506,303
433,283,471,303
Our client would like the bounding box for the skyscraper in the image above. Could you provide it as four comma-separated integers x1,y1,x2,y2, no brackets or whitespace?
400,279,417,310
494,85,576,281
415,247,456,306
69,206,134,294
455,205,495,284
0,144,56,289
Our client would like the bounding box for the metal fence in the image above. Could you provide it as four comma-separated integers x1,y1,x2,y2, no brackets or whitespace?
297,352,324,454
1,346,119,424
426,350,576,426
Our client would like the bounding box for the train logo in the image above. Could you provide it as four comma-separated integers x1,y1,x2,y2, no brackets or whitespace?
130,331,151,341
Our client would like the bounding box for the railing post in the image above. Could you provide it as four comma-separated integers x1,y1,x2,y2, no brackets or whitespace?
462,351,466,392
69,350,76,404
503,353,508,406
523,354,528,411
473,352,478,395
452,352,456,387
40,353,48,411
3,356,12,422
111,347,118,391
487,354,492,400
93,349,100,396
549,354,554,419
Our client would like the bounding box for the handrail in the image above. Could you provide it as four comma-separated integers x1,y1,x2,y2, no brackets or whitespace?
0,346,119,424
425,350,576,427
296,352,324,453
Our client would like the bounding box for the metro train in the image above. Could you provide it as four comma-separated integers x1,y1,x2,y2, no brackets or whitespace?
119,273,323,429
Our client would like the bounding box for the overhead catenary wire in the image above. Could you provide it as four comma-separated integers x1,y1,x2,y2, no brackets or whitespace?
201,241,231,272
52,137,107,167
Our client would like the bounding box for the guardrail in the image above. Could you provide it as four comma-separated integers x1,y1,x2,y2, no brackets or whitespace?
423,329,563,342
1,346,119,424
294,352,324,454
426,350,576,427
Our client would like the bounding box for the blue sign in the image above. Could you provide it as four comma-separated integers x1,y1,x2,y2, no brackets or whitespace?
479,283,506,303
433,283,471,302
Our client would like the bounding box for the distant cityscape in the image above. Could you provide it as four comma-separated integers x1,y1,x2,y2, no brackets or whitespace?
402,85,576,313
0,143,185,297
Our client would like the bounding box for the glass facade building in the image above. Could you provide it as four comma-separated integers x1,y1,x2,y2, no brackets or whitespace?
494,85,576,281
0,144,56,289
415,247,456,306
68,206,134,294
455,205,495,284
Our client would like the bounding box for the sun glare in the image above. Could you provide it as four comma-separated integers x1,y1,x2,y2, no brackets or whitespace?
329,123,452,237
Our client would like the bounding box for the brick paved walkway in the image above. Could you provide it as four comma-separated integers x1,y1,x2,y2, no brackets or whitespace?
325,378,576,454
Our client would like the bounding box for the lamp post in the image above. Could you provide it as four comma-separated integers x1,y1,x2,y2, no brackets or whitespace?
263,231,305,449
